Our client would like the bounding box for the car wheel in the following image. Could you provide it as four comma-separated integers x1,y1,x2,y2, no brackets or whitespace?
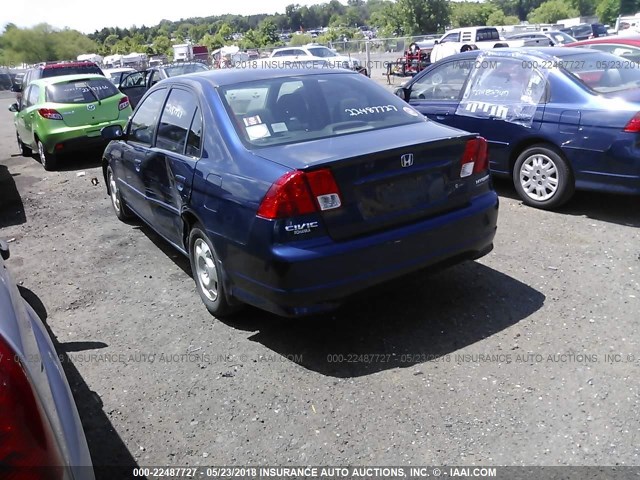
37,139,57,171
106,166,133,221
16,133,31,157
513,144,574,209
189,225,237,317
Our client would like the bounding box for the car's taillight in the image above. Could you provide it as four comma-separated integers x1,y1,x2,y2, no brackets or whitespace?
460,137,489,177
37,109,63,120
0,337,65,477
118,96,130,111
623,112,640,132
257,169,342,220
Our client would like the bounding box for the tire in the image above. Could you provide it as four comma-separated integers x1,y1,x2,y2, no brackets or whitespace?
106,166,133,221
513,144,575,210
188,224,237,317
37,139,57,171
17,132,31,157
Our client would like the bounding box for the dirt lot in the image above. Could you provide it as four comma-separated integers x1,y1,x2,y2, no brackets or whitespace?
0,88,639,478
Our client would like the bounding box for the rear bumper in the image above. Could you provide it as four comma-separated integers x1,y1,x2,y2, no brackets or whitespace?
41,120,127,155
226,191,499,317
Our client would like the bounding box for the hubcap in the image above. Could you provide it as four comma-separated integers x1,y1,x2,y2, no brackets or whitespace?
519,153,558,202
108,170,121,213
193,238,218,302
38,142,47,167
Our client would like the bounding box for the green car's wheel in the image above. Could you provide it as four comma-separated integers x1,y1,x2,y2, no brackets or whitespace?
37,139,57,171
17,133,31,157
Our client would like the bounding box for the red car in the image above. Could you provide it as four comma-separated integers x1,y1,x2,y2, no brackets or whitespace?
566,35,640,63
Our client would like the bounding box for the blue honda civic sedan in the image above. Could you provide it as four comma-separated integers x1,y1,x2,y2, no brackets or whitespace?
396,47,640,209
101,68,498,317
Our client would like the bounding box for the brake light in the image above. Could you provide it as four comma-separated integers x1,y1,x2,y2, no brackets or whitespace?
0,336,65,477
257,169,342,220
118,96,130,111
37,109,63,120
460,137,489,177
623,112,640,132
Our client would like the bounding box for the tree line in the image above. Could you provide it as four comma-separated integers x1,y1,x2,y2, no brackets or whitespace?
1,0,636,65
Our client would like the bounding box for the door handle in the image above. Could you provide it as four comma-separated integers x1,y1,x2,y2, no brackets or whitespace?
436,115,447,120
175,174,186,192
134,158,142,172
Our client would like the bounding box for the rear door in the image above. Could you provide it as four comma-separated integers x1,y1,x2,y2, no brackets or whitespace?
406,58,472,127
119,71,149,109
15,85,40,147
140,87,202,246
117,88,169,221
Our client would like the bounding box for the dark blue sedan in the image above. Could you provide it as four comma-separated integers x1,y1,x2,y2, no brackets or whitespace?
101,68,498,317
397,48,640,209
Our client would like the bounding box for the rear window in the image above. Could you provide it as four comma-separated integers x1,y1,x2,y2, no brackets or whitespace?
220,73,424,148
46,78,120,104
559,52,640,92
162,64,208,77
476,28,500,41
593,24,607,36
42,64,103,78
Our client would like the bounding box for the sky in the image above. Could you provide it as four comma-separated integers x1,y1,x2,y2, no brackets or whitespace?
0,0,332,35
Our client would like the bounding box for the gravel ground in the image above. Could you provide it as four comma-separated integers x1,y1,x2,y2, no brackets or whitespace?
0,88,639,478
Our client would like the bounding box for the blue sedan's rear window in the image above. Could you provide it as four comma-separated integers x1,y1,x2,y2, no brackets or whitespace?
559,51,640,93
47,78,119,104
219,73,424,147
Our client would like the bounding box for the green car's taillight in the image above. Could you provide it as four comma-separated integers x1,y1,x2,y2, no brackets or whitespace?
118,97,130,111
38,108,63,120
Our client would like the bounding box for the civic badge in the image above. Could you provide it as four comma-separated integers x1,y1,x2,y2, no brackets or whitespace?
400,153,414,168
87,104,96,111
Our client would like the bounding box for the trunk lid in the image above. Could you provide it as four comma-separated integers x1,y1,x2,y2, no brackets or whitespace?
254,123,483,241
45,77,124,127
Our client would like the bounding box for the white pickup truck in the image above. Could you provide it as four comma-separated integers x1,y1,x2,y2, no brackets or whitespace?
430,27,548,63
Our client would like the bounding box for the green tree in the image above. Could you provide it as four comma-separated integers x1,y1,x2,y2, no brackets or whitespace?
486,10,520,25
596,0,619,24
527,0,579,23
570,0,597,15
258,19,280,46
451,2,499,28
289,33,314,45
396,0,451,35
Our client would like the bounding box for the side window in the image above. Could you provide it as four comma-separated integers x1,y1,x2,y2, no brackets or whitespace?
128,89,167,145
186,108,203,157
410,61,471,100
156,89,199,154
440,33,460,43
27,85,40,107
21,86,32,108
121,71,146,88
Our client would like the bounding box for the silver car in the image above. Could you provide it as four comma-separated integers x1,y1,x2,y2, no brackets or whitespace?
0,239,94,479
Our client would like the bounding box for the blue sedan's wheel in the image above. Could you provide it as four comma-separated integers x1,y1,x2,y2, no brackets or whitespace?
513,145,574,210
189,224,239,318
107,166,133,221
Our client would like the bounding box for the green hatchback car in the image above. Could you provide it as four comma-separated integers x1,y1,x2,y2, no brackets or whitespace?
10,74,132,170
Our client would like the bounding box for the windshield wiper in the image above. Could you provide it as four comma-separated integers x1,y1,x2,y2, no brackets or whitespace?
84,84,101,106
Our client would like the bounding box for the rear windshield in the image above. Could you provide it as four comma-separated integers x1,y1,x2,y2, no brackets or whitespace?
46,78,120,104
593,24,607,35
42,65,103,78
219,72,424,148
162,63,208,77
559,52,640,92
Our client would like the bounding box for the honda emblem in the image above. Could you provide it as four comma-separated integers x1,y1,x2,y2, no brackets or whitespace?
400,153,414,168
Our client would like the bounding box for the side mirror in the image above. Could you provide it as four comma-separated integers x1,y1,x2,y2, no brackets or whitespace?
0,239,10,261
101,124,125,140
11,84,22,93
394,87,408,101
8,103,19,113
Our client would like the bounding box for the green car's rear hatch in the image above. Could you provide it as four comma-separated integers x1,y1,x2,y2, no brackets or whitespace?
45,77,125,127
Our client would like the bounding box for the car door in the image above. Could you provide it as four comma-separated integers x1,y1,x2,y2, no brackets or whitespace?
405,58,473,127
141,87,202,246
117,88,169,222
119,71,150,109
453,58,548,173
15,85,40,149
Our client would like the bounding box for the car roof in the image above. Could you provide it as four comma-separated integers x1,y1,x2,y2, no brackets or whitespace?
159,67,357,88
449,46,600,60
569,35,640,45
30,73,110,87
